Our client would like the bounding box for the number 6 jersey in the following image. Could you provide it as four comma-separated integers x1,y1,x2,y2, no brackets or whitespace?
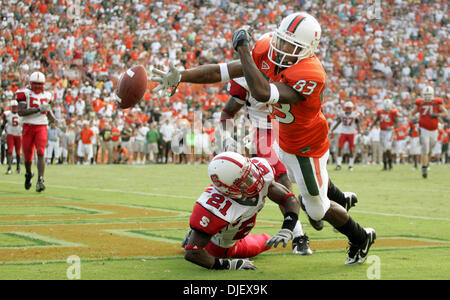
251,35,329,158
189,158,274,249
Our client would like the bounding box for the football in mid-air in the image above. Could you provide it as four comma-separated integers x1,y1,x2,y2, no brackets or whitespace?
116,65,147,109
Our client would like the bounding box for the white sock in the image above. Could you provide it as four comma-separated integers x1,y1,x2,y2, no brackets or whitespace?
293,220,304,238
337,156,342,166
349,157,354,167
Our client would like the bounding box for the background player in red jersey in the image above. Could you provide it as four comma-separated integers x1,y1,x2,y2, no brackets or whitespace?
371,99,398,171
16,71,57,192
184,152,300,270
152,12,375,265
0,100,22,174
330,101,360,171
410,85,448,178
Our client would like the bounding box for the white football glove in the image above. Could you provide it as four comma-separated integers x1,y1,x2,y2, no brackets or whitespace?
228,259,257,270
151,61,181,99
265,229,293,248
39,103,51,112
223,137,237,152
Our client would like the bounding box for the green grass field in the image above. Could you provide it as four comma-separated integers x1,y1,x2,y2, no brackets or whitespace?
0,163,449,280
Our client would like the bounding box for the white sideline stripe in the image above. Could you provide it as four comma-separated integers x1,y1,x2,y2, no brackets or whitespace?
1,181,197,200
2,180,449,222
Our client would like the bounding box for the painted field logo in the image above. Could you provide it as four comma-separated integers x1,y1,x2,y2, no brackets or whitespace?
0,196,449,267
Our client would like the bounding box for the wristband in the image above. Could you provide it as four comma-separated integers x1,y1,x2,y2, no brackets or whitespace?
212,258,230,270
219,63,230,82
282,212,298,232
281,193,295,208
267,84,280,104
222,108,235,118
184,245,204,250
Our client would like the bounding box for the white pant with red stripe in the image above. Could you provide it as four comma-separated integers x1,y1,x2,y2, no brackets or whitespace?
278,148,330,221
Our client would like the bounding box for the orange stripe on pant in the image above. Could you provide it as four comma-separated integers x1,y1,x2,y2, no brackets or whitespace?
313,157,323,188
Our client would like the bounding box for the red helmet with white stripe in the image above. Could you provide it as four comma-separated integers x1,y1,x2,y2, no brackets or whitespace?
208,152,265,199
29,71,45,94
268,12,321,68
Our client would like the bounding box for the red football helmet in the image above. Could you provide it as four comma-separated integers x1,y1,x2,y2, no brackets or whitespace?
208,152,265,199
29,71,45,94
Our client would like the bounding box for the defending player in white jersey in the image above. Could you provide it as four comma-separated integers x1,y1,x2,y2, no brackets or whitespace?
184,152,301,270
0,101,23,174
330,101,360,171
16,71,57,192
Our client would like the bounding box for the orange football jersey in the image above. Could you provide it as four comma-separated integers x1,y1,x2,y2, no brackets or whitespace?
415,97,443,131
251,37,329,157
376,109,398,130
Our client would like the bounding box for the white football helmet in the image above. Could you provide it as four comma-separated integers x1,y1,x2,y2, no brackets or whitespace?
29,71,45,93
208,152,265,199
9,100,18,107
423,85,434,102
344,101,354,113
383,99,393,111
268,12,321,68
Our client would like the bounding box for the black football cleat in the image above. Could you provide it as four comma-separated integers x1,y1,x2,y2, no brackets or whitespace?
343,192,358,212
36,177,46,193
25,172,34,190
292,235,313,255
6,168,12,175
345,228,376,265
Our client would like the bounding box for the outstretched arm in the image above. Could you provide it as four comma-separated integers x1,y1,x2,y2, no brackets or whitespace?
180,60,244,84
236,45,304,105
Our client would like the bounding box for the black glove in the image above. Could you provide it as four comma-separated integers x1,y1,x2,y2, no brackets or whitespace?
232,25,252,51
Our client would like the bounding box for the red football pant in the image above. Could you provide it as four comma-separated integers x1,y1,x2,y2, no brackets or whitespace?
7,134,22,155
205,233,271,258
256,128,287,181
338,133,355,152
22,124,48,162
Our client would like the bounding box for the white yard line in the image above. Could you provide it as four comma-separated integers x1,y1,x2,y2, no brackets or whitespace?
2,180,449,222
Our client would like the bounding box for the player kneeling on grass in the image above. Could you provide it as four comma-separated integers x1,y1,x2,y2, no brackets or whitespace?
184,152,301,270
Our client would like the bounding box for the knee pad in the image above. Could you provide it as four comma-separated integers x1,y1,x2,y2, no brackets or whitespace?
302,195,329,221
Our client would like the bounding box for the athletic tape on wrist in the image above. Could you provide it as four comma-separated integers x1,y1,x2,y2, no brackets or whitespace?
219,63,230,82
267,83,280,104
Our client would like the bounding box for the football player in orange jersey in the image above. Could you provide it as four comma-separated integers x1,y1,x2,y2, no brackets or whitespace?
151,12,375,265
371,99,399,171
410,85,448,178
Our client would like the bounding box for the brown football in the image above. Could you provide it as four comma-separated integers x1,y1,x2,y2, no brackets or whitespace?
116,65,147,109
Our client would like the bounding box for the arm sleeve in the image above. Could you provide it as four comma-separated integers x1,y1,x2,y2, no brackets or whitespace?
189,203,229,235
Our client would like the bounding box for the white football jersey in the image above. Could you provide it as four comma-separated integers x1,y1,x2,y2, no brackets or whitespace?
16,88,53,125
338,112,359,135
2,111,22,136
191,157,274,248
229,78,272,129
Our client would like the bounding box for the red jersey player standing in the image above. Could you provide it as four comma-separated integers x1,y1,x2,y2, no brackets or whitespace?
330,101,360,171
371,99,398,171
0,100,23,174
152,12,375,265
16,71,57,192
410,85,448,178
